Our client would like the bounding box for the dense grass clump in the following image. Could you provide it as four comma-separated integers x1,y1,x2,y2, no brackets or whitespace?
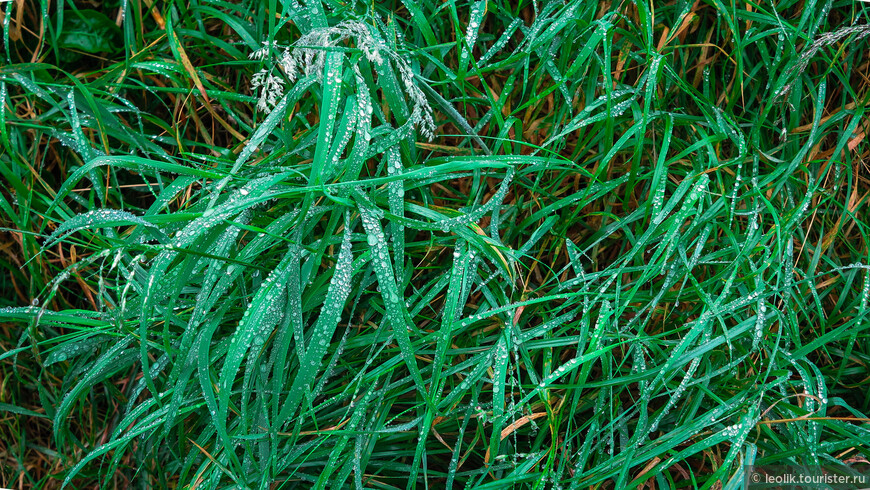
1,0,869,488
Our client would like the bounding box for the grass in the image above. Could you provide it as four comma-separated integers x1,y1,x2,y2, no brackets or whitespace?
1,0,869,488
